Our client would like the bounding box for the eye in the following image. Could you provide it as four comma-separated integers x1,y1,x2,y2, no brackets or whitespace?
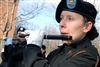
68,17,73,21
60,16,63,21
60,17,63,21
60,15,64,21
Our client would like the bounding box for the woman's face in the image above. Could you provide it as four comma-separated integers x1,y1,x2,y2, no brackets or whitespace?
60,11,92,44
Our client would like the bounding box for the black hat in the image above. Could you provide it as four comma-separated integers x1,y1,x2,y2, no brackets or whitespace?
17,27,26,32
56,0,99,40
56,0,97,23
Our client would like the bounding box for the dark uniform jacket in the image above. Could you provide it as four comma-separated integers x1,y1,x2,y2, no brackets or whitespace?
23,37,99,67
1,41,27,67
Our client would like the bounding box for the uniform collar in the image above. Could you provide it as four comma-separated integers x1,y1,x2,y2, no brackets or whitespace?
63,37,91,48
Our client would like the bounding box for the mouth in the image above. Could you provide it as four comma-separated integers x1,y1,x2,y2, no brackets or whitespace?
61,32,69,36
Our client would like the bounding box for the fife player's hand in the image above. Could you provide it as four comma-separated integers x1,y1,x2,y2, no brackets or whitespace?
22,30,45,47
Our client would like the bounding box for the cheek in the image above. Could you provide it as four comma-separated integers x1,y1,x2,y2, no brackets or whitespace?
71,25,84,34
69,23,85,40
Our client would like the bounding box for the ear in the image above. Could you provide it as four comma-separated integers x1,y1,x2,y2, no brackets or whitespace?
83,21,93,33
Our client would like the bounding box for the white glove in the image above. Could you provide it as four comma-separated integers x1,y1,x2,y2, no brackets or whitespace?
22,30,45,47
5,37,12,46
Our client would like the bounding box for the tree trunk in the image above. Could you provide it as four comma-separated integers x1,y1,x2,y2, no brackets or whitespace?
0,39,5,64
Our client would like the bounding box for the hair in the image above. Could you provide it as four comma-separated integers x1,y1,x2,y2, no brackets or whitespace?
82,16,99,40
83,16,91,23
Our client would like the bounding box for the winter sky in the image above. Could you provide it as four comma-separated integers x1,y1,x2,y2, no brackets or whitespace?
17,0,61,29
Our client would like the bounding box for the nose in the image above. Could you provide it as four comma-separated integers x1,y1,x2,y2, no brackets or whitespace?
59,19,66,28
